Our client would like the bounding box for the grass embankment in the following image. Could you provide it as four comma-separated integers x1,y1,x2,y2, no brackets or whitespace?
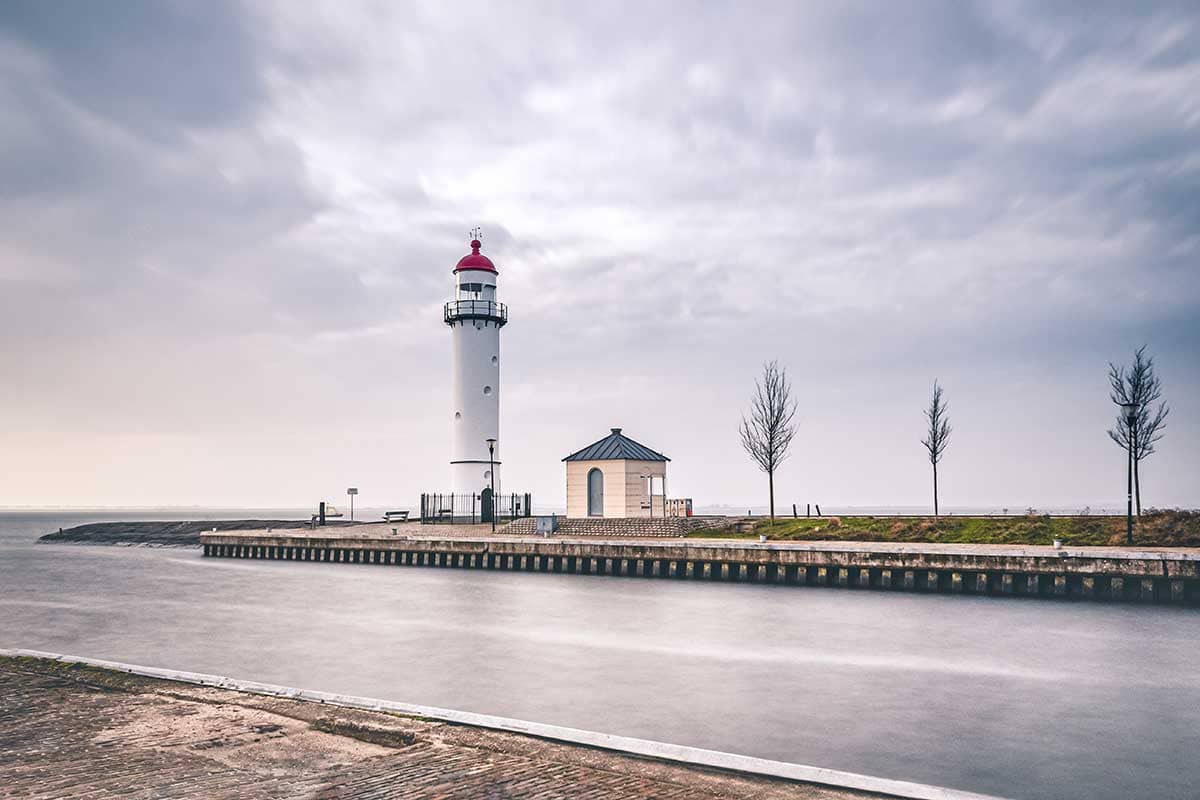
691,509,1200,548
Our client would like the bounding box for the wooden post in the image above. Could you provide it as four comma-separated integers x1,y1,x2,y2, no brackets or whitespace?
1139,579,1155,603
815,504,821,516
806,503,811,518
792,503,797,518
1170,580,1186,604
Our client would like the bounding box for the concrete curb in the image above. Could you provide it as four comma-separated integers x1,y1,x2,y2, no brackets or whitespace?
202,531,1200,561
1,648,1007,800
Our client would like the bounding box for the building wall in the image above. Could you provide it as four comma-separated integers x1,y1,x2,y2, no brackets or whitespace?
565,461,589,518
566,460,625,518
565,459,666,519
622,460,667,517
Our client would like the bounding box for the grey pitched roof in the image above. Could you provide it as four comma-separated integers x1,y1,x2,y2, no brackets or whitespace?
563,428,670,462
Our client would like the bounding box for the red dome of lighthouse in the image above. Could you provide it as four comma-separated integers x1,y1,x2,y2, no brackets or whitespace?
454,239,497,274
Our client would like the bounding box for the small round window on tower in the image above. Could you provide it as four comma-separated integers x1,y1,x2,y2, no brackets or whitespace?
483,470,492,480
454,411,462,420
482,385,493,396
491,356,498,366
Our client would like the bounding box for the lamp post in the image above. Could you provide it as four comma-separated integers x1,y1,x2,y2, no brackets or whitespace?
486,438,497,533
347,487,358,522
1116,400,1137,545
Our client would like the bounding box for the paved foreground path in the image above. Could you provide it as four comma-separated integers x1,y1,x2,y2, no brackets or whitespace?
0,656,868,800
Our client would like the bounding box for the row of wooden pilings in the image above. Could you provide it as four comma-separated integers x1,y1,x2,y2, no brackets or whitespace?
201,542,1196,605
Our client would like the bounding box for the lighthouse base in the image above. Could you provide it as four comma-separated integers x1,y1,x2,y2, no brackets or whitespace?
451,461,502,499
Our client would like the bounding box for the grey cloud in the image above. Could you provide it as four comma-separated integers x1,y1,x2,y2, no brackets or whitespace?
1,1,1197,507
0,0,326,334
0,0,261,136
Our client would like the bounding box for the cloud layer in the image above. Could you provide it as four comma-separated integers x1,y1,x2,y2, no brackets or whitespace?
1,1,1197,509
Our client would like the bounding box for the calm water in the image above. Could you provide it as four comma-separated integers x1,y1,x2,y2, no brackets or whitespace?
2,511,1198,800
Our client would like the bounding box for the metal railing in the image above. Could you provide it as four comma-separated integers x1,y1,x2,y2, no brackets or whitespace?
420,491,532,524
444,300,507,326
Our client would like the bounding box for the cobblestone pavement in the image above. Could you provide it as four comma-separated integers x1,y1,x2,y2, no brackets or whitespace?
0,657,869,800
228,522,1200,556
248,522,538,539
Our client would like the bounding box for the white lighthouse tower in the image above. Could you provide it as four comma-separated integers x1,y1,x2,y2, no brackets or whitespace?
445,232,506,496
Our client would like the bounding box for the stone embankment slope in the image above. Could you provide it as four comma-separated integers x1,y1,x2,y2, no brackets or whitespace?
38,519,363,546
0,653,975,800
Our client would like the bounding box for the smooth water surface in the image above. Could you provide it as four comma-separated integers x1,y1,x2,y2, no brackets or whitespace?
2,511,1198,800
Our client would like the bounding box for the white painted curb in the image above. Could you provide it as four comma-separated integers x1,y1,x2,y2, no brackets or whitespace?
2,648,1008,800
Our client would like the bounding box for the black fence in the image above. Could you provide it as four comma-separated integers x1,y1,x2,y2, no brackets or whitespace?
420,491,532,524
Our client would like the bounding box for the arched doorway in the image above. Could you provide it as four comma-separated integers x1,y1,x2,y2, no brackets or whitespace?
480,487,494,523
587,468,604,517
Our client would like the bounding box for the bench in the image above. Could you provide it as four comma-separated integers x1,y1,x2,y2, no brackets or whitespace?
383,510,409,522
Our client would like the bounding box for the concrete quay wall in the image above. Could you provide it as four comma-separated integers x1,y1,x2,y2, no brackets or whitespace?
199,533,1200,606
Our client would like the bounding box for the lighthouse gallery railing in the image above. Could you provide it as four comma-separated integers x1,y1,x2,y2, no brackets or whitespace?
444,299,507,325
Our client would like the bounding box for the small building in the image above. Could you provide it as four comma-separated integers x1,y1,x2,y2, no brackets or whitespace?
563,428,669,518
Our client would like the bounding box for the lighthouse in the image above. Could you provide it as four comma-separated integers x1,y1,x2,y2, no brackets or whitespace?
444,233,507,496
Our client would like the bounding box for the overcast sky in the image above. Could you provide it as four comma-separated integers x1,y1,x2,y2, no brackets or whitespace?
1,1,1197,511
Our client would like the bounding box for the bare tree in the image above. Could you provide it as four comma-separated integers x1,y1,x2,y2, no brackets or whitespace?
921,381,952,517
739,360,798,526
1108,345,1169,516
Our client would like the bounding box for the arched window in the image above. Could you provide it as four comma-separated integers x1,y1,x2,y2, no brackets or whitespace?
587,468,604,517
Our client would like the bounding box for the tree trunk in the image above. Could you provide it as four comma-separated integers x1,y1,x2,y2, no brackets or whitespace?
1132,423,1142,518
932,462,939,518
1134,455,1142,517
768,469,775,529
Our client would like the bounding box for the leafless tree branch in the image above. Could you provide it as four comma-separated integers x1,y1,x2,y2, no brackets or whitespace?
921,381,951,517
739,360,798,523
1107,345,1169,515
921,381,951,465
1107,345,1169,457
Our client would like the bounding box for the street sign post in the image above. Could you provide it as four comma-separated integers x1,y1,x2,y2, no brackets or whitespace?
347,488,358,522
